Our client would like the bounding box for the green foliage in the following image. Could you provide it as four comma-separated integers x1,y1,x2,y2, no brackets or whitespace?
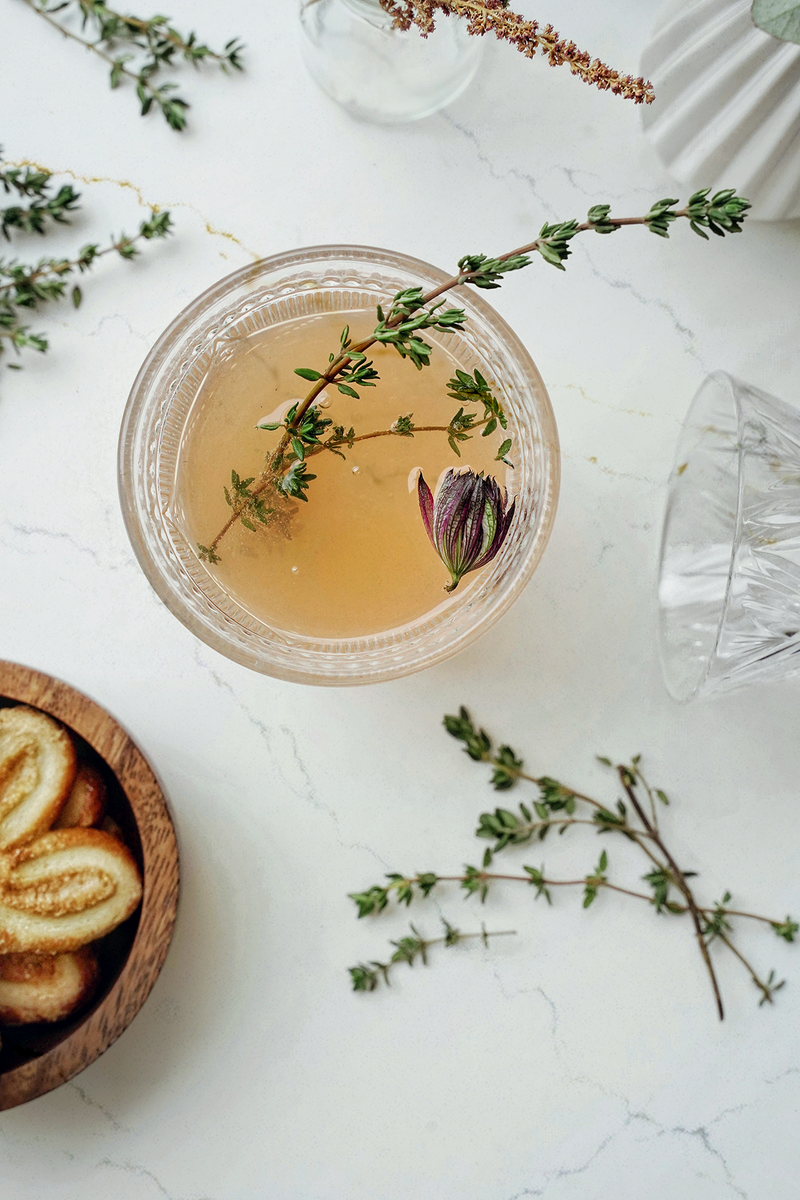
456,252,531,289
348,709,794,1014
586,203,618,235
444,706,493,762
446,367,509,454
25,0,243,130
643,868,674,913
210,188,750,553
475,805,531,851
645,190,750,240
279,457,317,502
0,148,172,370
330,326,380,396
759,970,786,1006
523,864,552,903
444,406,479,456
349,920,514,991
752,0,800,43
534,219,580,270
372,288,466,369
583,849,608,908
350,872,440,916
447,712,585,854
349,961,389,992
644,197,681,239
223,469,275,530
682,188,751,239
324,424,357,456
593,805,627,831
490,744,524,790
350,884,392,917
386,873,421,907
703,892,733,942
284,403,334,455
495,438,514,467
461,863,489,902
536,776,577,814
392,413,415,436
1,164,80,240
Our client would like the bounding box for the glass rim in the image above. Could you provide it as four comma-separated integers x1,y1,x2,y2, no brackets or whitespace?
118,244,560,684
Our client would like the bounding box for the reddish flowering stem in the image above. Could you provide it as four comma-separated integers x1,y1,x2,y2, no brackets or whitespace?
380,0,655,104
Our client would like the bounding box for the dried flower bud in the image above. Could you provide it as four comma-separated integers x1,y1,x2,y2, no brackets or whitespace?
417,468,515,593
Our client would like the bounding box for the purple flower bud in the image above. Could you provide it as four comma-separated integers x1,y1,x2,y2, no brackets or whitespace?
417,468,516,593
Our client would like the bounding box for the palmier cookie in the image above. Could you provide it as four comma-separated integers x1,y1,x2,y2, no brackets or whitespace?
0,828,142,955
0,706,77,850
0,947,99,1025
53,762,107,829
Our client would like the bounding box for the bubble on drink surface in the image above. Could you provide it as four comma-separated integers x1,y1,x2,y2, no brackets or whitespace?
318,391,331,409
291,566,298,574
352,466,360,475
256,399,300,428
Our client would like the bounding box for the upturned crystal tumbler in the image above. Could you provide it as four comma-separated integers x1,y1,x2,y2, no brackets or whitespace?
658,371,800,701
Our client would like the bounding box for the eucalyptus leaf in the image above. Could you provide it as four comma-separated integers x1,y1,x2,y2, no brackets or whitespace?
752,0,800,42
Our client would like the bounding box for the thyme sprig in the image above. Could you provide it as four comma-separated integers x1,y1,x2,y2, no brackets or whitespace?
0,150,173,368
348,919,516,991
380,1,655,105
201,188,750,564
348,708,796,1016
22,0,243,130
1,165,80,241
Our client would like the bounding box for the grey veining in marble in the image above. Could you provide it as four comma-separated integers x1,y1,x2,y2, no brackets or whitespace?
0,1,799,1197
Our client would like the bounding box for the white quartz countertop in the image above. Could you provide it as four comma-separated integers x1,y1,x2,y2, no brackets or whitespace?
1,2,799,1197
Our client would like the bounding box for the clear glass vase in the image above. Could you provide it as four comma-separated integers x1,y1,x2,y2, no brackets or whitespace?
298,0,483,123
658,371,800,701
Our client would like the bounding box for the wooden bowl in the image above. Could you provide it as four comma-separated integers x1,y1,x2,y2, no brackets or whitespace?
0,661,179,1110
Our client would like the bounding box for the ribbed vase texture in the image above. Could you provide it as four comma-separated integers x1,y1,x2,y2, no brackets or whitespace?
641,0,800,220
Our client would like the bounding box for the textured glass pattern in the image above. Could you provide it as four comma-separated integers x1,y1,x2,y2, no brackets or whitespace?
119,246,559,685
658,371,800,701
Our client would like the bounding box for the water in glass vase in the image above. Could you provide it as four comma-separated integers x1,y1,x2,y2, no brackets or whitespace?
173,309,508,639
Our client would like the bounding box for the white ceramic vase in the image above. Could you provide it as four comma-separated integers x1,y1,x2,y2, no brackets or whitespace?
641,0,800,221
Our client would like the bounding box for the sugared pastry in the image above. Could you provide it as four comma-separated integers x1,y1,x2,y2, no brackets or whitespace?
0,947,99,1024
0,707,76,850
0,828,142,954
54,763,107,829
